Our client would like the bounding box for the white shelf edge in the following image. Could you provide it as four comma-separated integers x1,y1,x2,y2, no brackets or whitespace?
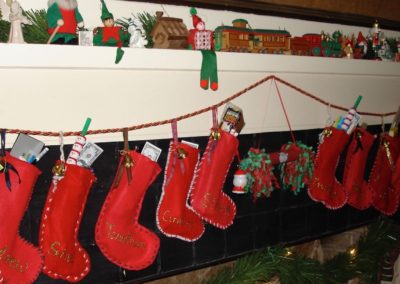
0,43,399,77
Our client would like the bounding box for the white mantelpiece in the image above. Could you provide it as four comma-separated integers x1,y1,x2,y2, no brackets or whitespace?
1,43,399,146
1,0,400,146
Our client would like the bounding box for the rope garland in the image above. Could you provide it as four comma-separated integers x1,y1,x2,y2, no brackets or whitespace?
3,75,397,137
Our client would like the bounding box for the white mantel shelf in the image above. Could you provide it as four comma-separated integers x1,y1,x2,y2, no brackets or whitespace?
1,43,399,147
1,43,399,77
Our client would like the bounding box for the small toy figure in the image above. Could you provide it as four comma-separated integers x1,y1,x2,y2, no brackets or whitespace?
187,8,218,91
354,32,367,59
7,0,31,44
343,39,353,59
128,17,148,48
396,39,400,62
378,39,394,61
371,20,381,57
46,0,84,44
232,168,247,194
93,0,130,64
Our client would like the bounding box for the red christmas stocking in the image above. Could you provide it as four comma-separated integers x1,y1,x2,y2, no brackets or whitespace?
343,128,375,210
0,152,42,284
190,130,238,229
39,163,95,282
308,127,349,209
392,154,400,193
157,141,204,241
369,135,400,215
96,151,161,270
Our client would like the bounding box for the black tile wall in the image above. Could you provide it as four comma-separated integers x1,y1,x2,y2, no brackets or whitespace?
195,225,226,264
226,216,254,256
9,126,393,283
253,212,280,248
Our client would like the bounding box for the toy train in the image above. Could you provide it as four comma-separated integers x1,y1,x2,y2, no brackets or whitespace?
214,19,342,57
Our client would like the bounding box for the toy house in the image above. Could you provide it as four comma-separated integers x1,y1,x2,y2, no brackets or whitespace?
150,11,189,49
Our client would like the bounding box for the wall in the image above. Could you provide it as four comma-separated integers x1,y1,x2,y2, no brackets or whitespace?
0,1,399,283
0,0,400,147
25,128,381,283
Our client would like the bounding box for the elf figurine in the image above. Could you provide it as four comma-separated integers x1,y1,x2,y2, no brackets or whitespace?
47,0,84,44
93,0,130,64
187,8,219,91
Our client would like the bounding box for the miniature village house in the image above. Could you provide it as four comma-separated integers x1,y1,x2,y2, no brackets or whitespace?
151,11,189,49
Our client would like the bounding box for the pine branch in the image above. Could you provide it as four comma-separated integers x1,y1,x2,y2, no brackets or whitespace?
0,16,10,42
22,9,48,44
204,218,400,284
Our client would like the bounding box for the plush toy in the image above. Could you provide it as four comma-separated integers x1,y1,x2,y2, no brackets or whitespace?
46,0,84,44
187,8,218,91
93,0,130,64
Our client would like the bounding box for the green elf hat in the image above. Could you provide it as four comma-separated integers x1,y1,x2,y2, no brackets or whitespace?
100,0,113,22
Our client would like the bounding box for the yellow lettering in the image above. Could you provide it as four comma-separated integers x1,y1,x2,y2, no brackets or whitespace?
161,210,193,227
0,246,28,272
106,222,146,249
48,241,73,263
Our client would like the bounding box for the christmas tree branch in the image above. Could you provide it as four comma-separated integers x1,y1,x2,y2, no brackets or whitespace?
204,218,400,284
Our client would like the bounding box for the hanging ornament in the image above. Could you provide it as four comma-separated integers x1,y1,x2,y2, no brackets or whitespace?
278,142,314,195
240,148,279,201
232,168,247,194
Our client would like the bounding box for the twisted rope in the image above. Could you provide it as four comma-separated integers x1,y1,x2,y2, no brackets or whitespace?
4,75,396,137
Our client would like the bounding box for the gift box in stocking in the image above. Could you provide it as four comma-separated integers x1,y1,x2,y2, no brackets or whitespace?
369,135,400,216
190,130,238,229
157,142,204,241
0,152,42,284
308,127,350,209
342,128,375,210
39,163,95,282
96,151,161,270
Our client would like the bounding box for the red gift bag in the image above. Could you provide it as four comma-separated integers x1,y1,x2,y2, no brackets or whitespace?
157,141,204,242
96,151,161,270
343,128,375,210
39,163,95,282
190,130,238,229
369,135,400,215
0,152,42,284
308,127,349,209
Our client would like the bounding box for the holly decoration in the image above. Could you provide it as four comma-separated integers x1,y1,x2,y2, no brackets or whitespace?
279,142,314,194
240,148,280,201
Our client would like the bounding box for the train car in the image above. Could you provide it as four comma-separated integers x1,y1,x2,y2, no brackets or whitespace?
289,36,311,56
302,33,342,57
214,19,291,54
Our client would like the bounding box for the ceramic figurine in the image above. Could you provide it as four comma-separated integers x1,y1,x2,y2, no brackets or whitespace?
7,0,31,44
128,17,148,48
